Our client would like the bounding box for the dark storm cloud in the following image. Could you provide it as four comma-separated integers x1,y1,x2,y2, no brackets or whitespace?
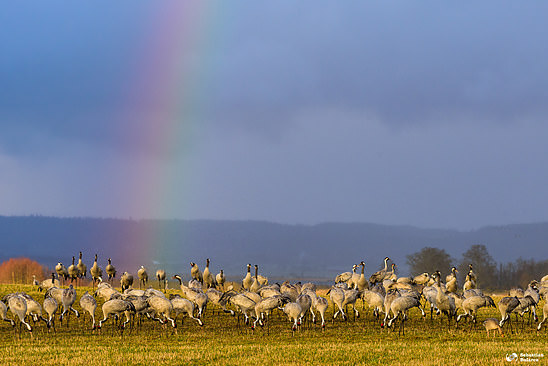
2,2,548,157
2,2,548,229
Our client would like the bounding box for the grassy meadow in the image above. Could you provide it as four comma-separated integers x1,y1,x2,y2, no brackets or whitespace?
0,283,546,365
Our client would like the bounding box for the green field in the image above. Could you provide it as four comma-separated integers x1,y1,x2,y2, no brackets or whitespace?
1,283,546,365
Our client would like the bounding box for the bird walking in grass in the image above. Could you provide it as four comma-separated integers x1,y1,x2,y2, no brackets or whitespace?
59,284,80,325
498,296,520,333
483,318,504,337
79,291,97,329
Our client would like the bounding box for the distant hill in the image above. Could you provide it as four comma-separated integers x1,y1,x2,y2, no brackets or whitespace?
0,216,546,281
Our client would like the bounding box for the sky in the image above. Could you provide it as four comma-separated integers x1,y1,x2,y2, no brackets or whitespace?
1,1,548,230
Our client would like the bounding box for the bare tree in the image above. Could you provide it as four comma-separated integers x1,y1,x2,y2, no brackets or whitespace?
458,244,497,289
406,247,453,276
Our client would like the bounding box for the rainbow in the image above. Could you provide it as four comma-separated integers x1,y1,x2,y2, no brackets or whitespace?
110,3,225,272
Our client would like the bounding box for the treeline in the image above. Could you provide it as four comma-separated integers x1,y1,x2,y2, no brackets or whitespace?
0,257,48,284
407,244,548,290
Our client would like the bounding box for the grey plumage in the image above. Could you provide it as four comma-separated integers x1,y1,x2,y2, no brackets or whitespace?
67,256,79,284
170,295,203,326
120,272,134,292
283,302,302,331
6,294,32,332
190,262,203,284
94,282,121,302
537,302,548,331
327,286,346,321
79,291,97,329
253,295,291,328
147,295,176,328
369,257,390,285
98,299,135,329
203,258,217,289
38,273,60,292
445,267,458,293
456,295,495,324
59,284,80,323
498,296,520,328
386,295,425,335
156,269,166,292
242,264,253,291
137,266,148,290
357,262,369,291
173,275,208,319
219,289,256,324
90,254,102,288
55,262,69,283
105,258,116,283
77,251,87,279
0,300,15,327
43,297,57,330
434,270,456,327
296,293,312,323
215,270,226,291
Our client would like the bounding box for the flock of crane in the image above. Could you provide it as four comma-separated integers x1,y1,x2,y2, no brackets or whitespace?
1,253,548,337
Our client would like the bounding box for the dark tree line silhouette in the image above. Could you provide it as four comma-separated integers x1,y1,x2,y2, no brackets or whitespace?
407,244,548,290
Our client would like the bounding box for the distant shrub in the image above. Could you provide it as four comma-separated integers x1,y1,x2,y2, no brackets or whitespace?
0,257,48,284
